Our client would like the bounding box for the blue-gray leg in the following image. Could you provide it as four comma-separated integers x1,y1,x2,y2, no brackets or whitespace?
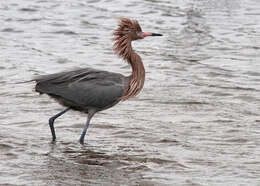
79,110,96,144
49,107,70,141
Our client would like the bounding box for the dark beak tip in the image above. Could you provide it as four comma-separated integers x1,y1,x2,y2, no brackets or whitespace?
151,33,163,36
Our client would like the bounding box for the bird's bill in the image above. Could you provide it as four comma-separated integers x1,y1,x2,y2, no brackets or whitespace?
139,32,163,37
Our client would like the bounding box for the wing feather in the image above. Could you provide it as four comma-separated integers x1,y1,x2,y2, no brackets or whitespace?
35,68,126,110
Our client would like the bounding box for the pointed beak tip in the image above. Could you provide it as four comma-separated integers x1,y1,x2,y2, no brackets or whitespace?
151,33,163,36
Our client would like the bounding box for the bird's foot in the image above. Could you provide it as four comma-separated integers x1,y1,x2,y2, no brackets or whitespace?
50,139,56,145
79,139,85,145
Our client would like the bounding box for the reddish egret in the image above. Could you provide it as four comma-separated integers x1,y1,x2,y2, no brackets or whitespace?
34,18,162,144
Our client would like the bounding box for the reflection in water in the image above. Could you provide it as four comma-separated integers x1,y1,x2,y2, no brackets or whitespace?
0,0,260,185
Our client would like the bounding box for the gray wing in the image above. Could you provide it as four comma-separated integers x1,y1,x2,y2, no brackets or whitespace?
34,68,127,110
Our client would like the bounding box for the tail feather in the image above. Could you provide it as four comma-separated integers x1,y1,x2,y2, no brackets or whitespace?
13,80,34,84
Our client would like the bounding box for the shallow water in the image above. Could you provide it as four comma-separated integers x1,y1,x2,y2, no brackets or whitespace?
0,0,260,185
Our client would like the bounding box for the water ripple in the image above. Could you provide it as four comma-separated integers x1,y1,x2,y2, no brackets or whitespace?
0,0,260,185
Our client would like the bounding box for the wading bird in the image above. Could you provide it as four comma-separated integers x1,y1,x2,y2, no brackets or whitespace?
34,18,162,144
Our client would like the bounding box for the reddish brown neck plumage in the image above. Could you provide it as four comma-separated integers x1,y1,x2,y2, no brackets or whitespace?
113,18,145,100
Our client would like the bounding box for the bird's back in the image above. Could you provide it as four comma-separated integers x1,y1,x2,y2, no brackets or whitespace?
34,68,128,112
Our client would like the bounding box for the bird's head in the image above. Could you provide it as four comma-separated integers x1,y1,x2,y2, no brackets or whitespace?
113,18,162,41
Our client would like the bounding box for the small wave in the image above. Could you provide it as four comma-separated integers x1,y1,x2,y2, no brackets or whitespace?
208,84,259,92
224,138,248,143
19,8,38,12
0,143,13,150
47,30,78,35
17,18,42,22
158,138,180,144
1,28,23,33
152,100,208,105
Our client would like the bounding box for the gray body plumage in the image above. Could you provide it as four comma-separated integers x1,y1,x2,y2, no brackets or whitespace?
35,68,128,112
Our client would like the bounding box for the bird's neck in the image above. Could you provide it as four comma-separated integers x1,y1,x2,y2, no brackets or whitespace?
113,37,145,100
121,43,145,100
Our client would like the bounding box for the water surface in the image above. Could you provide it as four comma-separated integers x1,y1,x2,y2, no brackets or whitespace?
0,0,260,185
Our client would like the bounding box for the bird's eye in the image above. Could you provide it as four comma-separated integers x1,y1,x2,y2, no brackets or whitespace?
136,31,143,37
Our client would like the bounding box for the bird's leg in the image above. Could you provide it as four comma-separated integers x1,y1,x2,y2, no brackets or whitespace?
79,110,96,144
49,107,70,141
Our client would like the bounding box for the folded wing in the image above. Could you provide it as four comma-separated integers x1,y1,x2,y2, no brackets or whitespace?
34,68,127,111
